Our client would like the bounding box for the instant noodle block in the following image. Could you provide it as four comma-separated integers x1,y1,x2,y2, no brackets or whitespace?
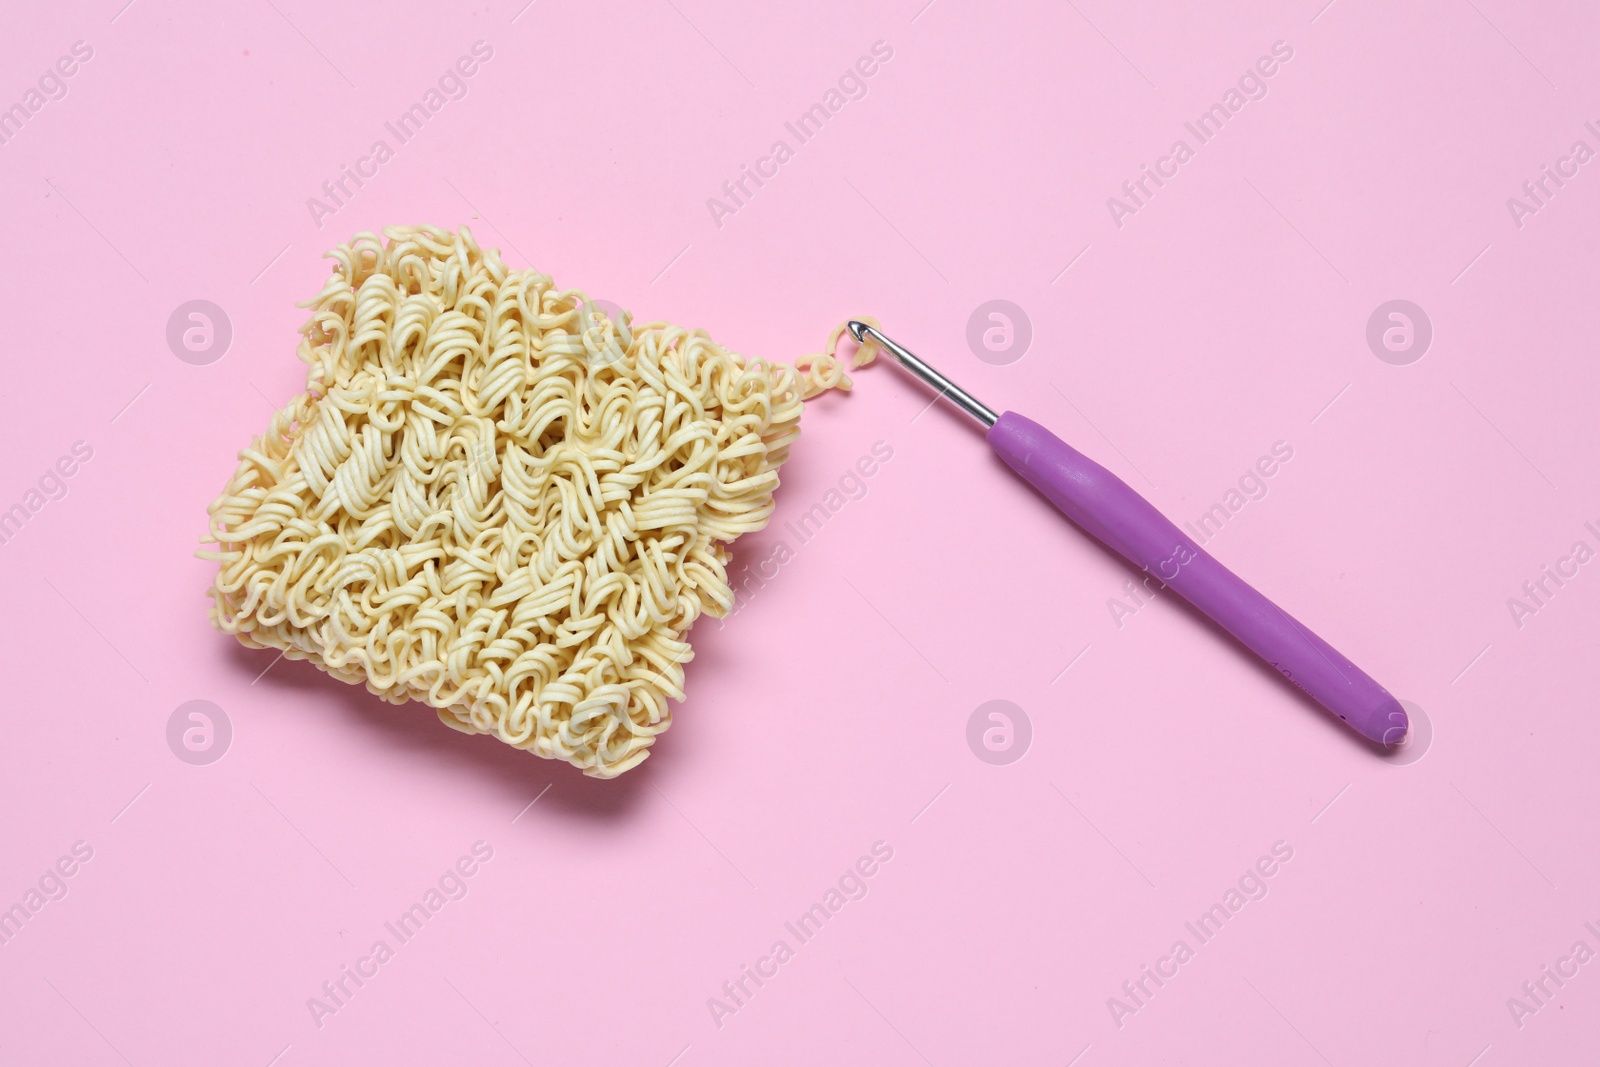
202,226,872,777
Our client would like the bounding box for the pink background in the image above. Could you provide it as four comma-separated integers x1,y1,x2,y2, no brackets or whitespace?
3,0,1598,1063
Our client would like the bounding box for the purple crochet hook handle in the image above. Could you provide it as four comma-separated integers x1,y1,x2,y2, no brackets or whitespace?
989,413,1405,744
847,323,1407,746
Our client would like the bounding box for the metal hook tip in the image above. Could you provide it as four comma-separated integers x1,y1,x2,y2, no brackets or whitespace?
846,320,871,342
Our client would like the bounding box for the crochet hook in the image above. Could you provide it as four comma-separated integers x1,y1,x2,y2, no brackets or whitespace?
847,321,1407,747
